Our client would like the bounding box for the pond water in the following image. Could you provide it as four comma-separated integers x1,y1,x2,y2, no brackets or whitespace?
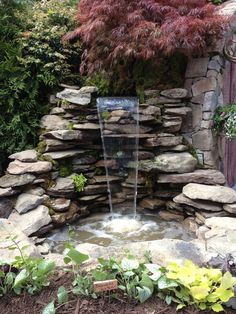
47,213,195,253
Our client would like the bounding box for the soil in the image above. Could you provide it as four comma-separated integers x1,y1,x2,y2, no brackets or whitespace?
0,271,235,314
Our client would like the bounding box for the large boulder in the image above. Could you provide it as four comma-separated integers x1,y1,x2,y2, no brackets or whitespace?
157,170,226,185
7,160,52,175
8,205,52,236
183,183,236,204
76,239,209,267
140,152,197,173
15,193,45,214
0,219,40,263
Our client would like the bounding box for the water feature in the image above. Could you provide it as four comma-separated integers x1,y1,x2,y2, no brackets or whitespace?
45,97,196,253
96,97,139,217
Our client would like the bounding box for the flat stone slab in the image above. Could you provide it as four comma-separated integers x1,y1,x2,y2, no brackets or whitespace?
89,176,122,184
105,124,151,134
145,136,183,147
41,115,69,131
146,97,181,105
0,174,36,188
9,149,37,162
24,187,45,196
164,107,192,116
223,203,236,214
183,183,236,204
9,205,52,236
160,88,188,99
174,193,223,212
76,239,210,269
158,210,184,222
47,177,75,195
51,198,71,212
0,219,40,263
79,86,98,94
7,160,52,175
73,123,100,130
205,217,236,231
43,149,87,160
139,198,165,210
56,88,91,105
140,152,197,174
72,155,97,165
43,130,83,141
15,193,45,214
192,77,216,97
45,139,76,152
140,105,161,116
0,187,19,197
157,170,226,185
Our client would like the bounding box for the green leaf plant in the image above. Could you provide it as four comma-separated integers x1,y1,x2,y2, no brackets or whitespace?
166,260,236,312
0,234,55,297
71,173,87,193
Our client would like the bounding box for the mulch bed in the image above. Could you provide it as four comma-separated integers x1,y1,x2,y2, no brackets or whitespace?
0,271,235,314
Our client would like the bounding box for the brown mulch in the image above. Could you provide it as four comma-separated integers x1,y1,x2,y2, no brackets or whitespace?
0,271,235,314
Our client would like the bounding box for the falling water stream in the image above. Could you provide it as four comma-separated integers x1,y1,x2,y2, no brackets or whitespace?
96,97,139,218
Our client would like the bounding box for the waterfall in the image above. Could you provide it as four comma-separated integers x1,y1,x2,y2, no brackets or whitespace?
97,97,139,217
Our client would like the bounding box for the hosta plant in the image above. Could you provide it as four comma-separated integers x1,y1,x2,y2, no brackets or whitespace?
166,260,236,312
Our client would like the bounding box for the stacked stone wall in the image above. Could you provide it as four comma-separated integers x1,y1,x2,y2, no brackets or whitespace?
0,83,233,239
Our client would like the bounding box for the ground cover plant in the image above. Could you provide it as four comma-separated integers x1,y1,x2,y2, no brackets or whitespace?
0,235,55,297
39,248,236,313
0,238,236,313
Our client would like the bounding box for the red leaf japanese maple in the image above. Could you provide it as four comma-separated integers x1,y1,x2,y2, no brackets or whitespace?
65,0,227,75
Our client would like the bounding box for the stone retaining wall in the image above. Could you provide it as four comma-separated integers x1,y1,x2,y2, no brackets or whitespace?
183,55,225,169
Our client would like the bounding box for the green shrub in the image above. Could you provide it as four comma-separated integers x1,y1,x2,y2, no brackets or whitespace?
0,0,81,174
0,235,55,297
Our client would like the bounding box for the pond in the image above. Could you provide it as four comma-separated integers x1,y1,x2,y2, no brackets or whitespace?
47,212,195,253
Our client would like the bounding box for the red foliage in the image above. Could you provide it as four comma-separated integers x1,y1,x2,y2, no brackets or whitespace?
65,0,228,74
